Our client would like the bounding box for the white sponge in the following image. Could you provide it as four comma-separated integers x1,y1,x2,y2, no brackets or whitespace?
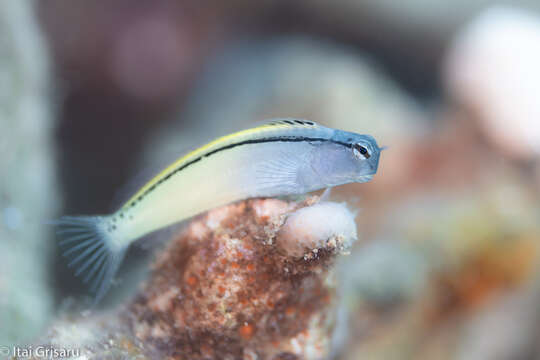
277,202,357,258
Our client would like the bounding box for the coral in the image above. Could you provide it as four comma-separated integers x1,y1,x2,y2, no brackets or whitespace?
0,0,57,346
339,184,540,359
128,197,355,359
37,197,356,359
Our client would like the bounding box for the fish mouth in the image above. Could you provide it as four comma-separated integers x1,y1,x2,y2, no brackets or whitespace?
356,174,374,183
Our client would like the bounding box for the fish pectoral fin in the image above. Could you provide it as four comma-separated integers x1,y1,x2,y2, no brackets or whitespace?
253,151,301,195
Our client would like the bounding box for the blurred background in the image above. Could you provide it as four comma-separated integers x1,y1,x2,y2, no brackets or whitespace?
2,0,540,358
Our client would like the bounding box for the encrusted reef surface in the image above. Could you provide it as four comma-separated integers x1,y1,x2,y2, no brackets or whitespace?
37,197,357,360
128,197,354,359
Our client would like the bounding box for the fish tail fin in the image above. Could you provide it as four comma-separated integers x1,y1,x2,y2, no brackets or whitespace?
54,215,128,304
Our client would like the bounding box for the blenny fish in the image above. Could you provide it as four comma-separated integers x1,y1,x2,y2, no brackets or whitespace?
56,119,381,302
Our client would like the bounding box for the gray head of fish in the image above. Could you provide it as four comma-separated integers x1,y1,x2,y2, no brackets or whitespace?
305,132,381,189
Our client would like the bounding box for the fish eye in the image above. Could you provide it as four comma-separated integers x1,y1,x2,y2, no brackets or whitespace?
353,143,370,159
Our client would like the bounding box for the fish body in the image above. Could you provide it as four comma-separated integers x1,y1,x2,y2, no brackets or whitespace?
56,119,381,302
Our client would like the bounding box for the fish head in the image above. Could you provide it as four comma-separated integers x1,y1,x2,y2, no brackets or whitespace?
307,132,381,188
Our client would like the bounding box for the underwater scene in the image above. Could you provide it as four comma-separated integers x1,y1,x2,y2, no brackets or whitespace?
2,1,540,359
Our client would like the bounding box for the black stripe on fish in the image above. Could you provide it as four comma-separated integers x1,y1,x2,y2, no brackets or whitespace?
126,136,350,208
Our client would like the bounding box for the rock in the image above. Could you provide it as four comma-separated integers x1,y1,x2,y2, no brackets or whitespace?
37,197,356,359
342,241,428,306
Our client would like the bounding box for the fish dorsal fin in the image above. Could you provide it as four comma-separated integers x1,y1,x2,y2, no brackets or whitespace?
264,118,318,128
